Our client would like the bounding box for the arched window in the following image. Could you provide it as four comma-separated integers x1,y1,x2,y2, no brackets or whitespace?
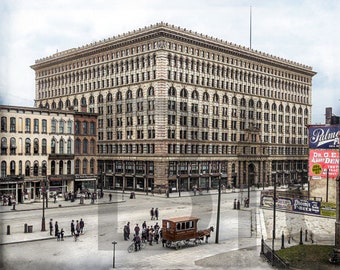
222,95,228,104
33,161,39,176
25,161,30,176
83,139,88,154
180,88,188,98
41,139,47,155
67,139,72,154
10,161,15,175
248,99,254,108
42,161,47,176
67,160,71,174
1,161,6,177
90,139,95,154
168,86,176,96
59,160,63,175
89,95,95,104
59,138,64,154
1,137,7,155
51,160,56,175
116,91,122,101
203,92,209,101
25,138,31,154
240,98,246,107
126,89,133,99
75,159,80,175
137,88,143,98
232,96,238,105
34,138,39,154
75,139,81,154
107,93,113,102
83,159,88,175
73,98,79,107
90,159,95,174
51,138,56,154
10,137,16,155
98,94,103,104
191,90,199,100
213,93,219,103
148,86,154,96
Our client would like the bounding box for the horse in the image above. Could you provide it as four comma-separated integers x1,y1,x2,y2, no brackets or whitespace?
197,226,214,243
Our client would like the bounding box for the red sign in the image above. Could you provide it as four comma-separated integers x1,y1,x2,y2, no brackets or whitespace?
309,149,339,178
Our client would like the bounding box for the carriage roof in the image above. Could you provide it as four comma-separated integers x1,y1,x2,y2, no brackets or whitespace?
162,216,199,223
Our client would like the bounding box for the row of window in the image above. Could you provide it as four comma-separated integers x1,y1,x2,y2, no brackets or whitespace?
96,143,308,156
0,158,97,178
0,137,72,155
0,116,73,134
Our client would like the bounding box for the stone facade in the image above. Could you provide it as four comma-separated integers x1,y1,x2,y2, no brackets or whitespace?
30,22,316,192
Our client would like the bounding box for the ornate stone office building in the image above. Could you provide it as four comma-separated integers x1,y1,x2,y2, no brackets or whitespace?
31,22,316,192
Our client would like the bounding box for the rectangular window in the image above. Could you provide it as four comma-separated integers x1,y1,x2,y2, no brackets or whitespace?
42,119,47,133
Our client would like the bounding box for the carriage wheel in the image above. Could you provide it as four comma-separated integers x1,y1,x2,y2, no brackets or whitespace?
166,241,172,248
127,243,134,253
175,242,180,250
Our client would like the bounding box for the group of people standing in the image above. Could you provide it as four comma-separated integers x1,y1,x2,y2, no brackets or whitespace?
123,207,161,251
48,218,85,241
124,221,162,251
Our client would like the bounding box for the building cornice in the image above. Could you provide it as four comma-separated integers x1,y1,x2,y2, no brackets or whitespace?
31,22,316,77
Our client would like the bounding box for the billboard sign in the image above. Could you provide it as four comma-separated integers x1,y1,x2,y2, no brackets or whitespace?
293,199,320,215
309,149,339,178
309,126,340,149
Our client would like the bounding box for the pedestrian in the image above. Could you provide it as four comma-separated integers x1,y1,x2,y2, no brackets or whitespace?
150,207,154,220
142,221,147,230
109,193,112,201
53,194,57,203
155,208,159,220
54,221,59,237
154,222,160,231
134,224,140,235
80,218,85,234
71,220,75,235
76,220,80,234
49,218,53,236
154,227,159,244
60,228,64,241
193,186,197,196
149,228,154,245
123,222,130,240
133,234,141,251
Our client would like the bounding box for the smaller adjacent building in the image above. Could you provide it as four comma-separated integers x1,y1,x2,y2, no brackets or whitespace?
0,105,98,203
308,108,340,202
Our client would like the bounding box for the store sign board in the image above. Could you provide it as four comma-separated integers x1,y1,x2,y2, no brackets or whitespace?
309,126,340,149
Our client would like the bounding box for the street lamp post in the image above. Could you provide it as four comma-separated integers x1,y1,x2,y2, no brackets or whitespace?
178,175,181,197
330,133,340,264
215,174,222,244
41,178,46,231
112,241,117,268
271,177,277,265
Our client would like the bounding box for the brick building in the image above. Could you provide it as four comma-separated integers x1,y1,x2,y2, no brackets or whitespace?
30,22,316,192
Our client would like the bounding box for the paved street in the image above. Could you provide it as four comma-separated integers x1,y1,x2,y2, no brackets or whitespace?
0,188,335,269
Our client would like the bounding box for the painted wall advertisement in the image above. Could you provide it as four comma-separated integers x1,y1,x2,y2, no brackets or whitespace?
309,126,339,149
308,149,339,178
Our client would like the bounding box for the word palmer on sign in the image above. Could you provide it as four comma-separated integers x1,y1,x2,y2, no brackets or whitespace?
309,149,339,179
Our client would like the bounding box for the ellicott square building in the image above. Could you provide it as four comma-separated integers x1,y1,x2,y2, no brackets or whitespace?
29,22,316,192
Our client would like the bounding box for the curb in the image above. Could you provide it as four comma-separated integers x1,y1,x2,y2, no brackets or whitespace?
0,234,75,246
0,200,126,214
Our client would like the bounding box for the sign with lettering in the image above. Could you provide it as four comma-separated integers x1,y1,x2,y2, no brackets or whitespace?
309,150,339,178
309,126,340,149
293,199,320,215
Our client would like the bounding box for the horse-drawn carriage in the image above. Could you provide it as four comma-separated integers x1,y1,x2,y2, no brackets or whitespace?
161,216,214,249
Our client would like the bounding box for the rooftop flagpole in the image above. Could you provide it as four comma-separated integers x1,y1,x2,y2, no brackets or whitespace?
250,5,252,49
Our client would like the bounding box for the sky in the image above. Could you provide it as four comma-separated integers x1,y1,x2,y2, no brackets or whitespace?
0,0,339,124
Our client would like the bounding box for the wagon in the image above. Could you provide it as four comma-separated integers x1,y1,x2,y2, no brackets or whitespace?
161,216,214,249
